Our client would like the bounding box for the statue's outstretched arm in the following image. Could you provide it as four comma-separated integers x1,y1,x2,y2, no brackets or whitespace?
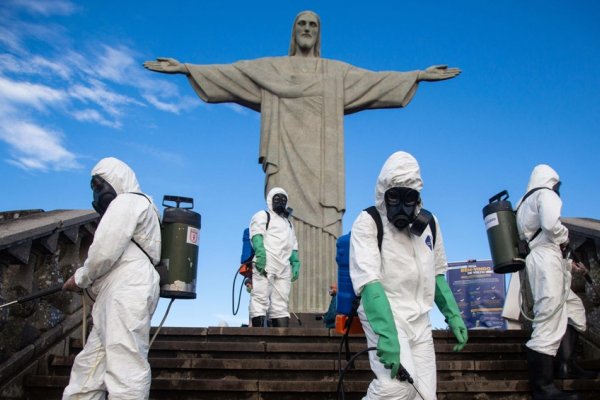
417,65,461,82
143,57,189,75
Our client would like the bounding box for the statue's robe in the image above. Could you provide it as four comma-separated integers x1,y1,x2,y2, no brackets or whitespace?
186,56,419,312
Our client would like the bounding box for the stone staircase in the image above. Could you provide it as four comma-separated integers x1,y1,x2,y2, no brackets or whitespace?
21,327,600,399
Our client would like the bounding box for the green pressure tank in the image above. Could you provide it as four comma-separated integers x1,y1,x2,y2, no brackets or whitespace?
482,190,525,274
159,195,201,299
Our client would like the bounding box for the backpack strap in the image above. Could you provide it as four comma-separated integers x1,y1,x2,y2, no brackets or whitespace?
265,209,292,229
515,187,551,212
364,206,383,251
365,206,437,251
515,187,553,243
428,216,437,248
128,192,159,265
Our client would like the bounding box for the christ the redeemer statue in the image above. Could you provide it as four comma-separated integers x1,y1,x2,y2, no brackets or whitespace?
144,10,460,314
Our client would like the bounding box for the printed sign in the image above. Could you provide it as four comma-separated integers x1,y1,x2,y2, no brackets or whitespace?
187,227,199,246
447,260,506,329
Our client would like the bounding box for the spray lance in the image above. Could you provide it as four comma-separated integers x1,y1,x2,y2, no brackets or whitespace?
582,271,600,299
0,285,63,310
266,271,303,326
0,284,92,346
334,308,426,399
566,246,600,299
336,346,427,400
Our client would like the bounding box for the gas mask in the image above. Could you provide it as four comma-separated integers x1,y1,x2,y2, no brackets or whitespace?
384,187,433,236
272,193,288,216
552,181,561,197
91,175,117,216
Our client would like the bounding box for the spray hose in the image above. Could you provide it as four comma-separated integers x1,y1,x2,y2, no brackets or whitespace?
231,265,248,316
518,257,571,323
149,298,175,347
336,346,427,400
266,274,302,326
335,307,427,400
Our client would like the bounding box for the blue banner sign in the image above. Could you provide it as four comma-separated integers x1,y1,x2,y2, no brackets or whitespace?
447,260,506,329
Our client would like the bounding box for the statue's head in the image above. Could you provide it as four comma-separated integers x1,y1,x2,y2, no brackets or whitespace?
289,10,321,57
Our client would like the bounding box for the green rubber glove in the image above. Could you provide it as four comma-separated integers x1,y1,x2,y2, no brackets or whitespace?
434,274,468,351
361,281,400,378
290,250,301,281
251,234,267,276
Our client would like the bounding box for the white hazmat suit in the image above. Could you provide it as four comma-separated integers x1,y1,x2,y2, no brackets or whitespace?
516,165,586,356
249,187,298,322
63,157,161,400
350,152,450,400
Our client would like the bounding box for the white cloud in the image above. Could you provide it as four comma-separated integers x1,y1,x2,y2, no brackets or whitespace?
225,103,249,115
124,142,185,167
71,109,121,129
143,93,199,114
0,54,70,79
137,73,199,114
70,79,144,117
0,75,67,110
0,24,22,53
96,45,138,84
0,119,80,171
31,55,73,80
143,94,181,114
5,0,76,16
0,1,202,173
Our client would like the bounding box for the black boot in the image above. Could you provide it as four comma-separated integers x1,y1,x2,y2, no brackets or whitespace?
251,316,266,327
271,317,289,327
556,325,598,380
526,348,579,400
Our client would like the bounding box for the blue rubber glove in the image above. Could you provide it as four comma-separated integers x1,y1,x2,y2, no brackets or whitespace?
434,274,468,351
251,234,266,276
290,250,301,281
361,281,400,378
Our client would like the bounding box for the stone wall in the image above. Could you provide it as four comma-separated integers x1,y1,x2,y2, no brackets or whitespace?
0,210,98,397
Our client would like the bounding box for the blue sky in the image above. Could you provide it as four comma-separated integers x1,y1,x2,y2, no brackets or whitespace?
1,1,599,328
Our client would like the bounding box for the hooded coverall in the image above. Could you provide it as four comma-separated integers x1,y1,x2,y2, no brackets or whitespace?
516,164,586,356
350,152,448,400
249,187,298,320
63,157,161,400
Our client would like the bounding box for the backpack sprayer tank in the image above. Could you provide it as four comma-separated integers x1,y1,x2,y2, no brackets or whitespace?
158,195,201,299
482,190,525,274
335,233,363,334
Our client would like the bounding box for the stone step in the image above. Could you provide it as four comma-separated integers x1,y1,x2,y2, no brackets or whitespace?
149,326,531,344
23,375,600,400
47,355,535,381
45,351,600,397
21,328,600,400
69,339,528,360
51,355,532,371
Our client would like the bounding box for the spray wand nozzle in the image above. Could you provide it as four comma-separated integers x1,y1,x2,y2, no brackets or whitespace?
565,247,600,299
0,285,63,310
397,364,414,384
396,364,428,399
